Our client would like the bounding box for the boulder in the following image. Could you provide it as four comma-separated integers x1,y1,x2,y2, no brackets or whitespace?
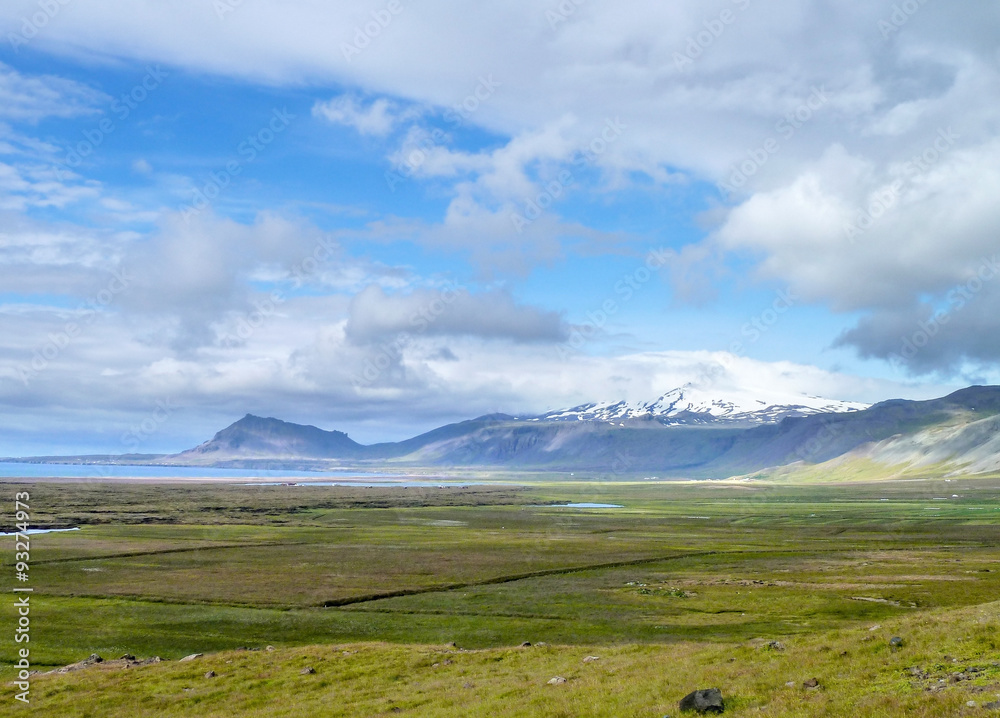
178,653,203,662
547,676,567,685
679,688,724,714
889,637,904,648
300,667,316,675
803,678,820,689
204,670,216,678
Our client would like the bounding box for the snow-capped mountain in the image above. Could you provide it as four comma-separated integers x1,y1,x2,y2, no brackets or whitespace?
533,383,869,426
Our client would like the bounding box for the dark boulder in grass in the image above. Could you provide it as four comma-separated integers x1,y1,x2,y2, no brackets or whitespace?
889,636,904,648
679,688,724,713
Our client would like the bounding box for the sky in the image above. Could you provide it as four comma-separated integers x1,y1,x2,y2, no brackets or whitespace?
0,0,998,454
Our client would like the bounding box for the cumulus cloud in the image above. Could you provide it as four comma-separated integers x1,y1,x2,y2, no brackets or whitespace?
313,95,414,136
344,284,568,344
2,0,999,449
120,211,348,349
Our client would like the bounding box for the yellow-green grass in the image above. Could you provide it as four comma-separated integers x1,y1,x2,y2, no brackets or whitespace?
5,598,999,717
1,477,998,715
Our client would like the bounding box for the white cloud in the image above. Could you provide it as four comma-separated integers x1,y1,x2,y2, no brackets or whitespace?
312,95,413,136
0,61,108,122
344,284,568,343
1,0,999,445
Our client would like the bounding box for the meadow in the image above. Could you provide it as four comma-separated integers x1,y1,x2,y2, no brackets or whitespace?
1,476,998,716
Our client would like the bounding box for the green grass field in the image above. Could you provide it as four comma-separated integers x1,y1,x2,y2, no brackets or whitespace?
1,476,999,716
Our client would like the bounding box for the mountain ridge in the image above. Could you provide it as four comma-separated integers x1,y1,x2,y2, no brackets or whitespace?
10,386,1000,481
534,382,869,426
156,386,1000,479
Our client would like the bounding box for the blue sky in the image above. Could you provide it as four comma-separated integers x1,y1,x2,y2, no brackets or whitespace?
1,0,998,453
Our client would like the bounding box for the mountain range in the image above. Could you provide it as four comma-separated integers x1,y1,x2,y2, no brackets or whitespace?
9,385,1000,480
146,384,997,480
532,382,868,425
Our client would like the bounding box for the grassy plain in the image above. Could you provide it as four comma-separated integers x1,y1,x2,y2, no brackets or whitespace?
1,476,998,716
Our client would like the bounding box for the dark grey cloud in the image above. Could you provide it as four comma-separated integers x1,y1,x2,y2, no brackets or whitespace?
835,263,1000,375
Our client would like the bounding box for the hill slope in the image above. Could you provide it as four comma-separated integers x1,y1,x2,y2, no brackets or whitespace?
172,414,366,461
152,386,1000,479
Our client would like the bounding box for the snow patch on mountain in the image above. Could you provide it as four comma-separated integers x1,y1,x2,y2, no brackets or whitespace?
534,383,869,425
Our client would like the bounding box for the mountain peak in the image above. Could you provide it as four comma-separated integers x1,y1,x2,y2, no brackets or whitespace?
535,383,869,426
176,414,363,459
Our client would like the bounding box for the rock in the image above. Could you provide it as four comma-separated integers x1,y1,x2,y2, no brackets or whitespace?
967,701,977,708
679,688,724,714
547,676,567,685
765,641,785,651
178,653,203,662
803,678,820,689
785,681,796,688
983,700,1000,709
120,654,136,662
520,642,532,647
204,670,216,678
462,682,474,689
583,656,600,663
889,637,904,648
300,667,316,675
87,654,103,664
265,645,275,652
